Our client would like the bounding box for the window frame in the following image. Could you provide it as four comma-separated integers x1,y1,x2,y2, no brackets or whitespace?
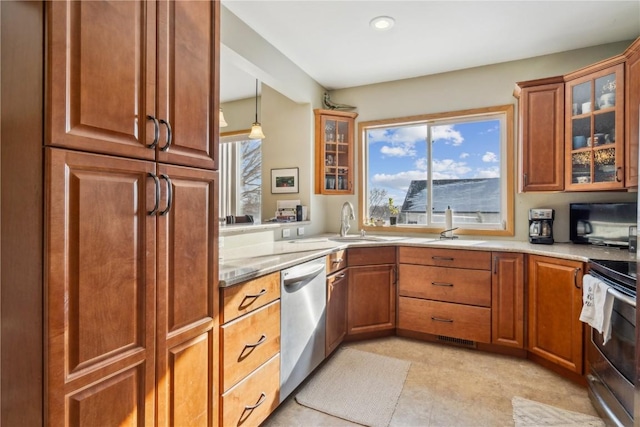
357,104,515,237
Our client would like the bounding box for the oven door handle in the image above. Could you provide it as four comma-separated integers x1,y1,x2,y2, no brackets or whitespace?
608,287,636,308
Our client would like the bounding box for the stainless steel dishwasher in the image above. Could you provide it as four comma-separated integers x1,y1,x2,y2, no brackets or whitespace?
280,257,327,402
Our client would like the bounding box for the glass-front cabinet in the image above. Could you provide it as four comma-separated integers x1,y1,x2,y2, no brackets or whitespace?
565,64,624,190
314,109,358,194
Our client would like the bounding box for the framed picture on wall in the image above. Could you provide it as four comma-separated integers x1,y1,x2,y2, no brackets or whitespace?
271,167,299,194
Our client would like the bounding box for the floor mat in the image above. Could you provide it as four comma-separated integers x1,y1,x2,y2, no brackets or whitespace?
512,396,605,427
295,347,410,427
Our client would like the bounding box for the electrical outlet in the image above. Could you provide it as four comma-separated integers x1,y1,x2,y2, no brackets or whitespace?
282,228,291,238
297,227,304,236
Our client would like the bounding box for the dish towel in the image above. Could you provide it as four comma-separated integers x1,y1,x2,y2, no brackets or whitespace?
579,274,615,344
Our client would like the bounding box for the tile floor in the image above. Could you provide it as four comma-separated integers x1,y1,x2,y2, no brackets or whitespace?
263,336,601,426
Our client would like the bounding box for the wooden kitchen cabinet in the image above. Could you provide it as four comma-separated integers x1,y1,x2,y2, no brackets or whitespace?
46,149,220,426
514,77,565,192
397,247,492,344
314,109,358,194
527,255,584,374
44,1,221,425
624,38,640,188
219,273,281,427
564,62,625,190
491,252,524,349
347,247,396,336
326,250,348,356
47,0,219,170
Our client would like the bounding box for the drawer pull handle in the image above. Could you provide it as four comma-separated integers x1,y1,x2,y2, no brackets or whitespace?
431,282,453,287
574,267,581,289
245,334,267,349
244,392,267,411
432,256,454,261
239,289,267,310
336,273,346,279
431,316,453,323
332,258,344,264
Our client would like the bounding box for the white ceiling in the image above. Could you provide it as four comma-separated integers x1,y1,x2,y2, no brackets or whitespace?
220,1,640,103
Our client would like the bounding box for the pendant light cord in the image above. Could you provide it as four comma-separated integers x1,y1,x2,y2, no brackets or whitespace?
255,79,259,123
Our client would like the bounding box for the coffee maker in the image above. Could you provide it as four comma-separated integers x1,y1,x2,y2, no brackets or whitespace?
529,208,554,244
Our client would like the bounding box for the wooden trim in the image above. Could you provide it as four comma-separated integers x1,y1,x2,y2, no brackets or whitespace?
313,108,358,119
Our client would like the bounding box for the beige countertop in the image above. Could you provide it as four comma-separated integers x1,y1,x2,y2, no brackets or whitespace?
219,234,637,287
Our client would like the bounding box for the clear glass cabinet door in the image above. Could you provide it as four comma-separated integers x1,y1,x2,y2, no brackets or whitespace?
568,65,623,189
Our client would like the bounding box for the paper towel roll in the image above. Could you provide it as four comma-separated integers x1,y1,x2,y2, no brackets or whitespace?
445,206,453,237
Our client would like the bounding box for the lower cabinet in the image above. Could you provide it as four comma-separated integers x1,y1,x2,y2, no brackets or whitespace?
347,247,397,337
491,252,525,348
220,272,281,427
527,255,584,374
326,260,348,356
397,247,492,343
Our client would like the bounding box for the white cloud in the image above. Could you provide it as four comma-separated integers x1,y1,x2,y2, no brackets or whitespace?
432,125,464,146
380,145,416,157
475,167,500,178
459,152,469,159
482,151,498,162
432,158,472,179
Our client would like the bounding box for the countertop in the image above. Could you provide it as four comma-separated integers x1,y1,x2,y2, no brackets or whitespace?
219,234,637,287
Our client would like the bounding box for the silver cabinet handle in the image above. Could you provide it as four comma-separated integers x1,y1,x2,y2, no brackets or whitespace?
574,267,581,289
431,317,453,323
431,282,453,287
159,119,172,152
159,174,172,216
147,115,159,149
147,173,160,215
244,334,266,349
244,392,266,410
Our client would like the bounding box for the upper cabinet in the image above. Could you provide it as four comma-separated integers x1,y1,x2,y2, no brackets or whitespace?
314,109,358,195
514,77,565,192
515,37,639,192
47,1,219,170
625,38,640,187
565,63,625,191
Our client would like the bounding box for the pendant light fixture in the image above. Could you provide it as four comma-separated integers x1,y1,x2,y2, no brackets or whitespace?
219,108,228,127
248,79,265,140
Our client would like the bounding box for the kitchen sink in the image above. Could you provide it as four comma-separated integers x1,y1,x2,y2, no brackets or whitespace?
429,239,486,246
328,235,404,242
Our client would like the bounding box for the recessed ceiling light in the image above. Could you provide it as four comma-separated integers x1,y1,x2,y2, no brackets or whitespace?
370,16,395,31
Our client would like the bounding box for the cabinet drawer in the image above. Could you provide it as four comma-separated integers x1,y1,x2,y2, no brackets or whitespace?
398,297,491,343
326,249,347,274
348,246,396,266
399,264,491,307
221,301,280,391
221,354,280,427
398,247,490,270
221,272,280,323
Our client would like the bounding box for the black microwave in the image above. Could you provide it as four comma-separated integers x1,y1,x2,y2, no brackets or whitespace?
569,202,637,247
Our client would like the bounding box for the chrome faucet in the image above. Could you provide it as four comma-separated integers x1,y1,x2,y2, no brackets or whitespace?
340,202,355,237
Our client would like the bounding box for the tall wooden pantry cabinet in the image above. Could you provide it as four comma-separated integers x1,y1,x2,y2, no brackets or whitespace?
2,1,221,425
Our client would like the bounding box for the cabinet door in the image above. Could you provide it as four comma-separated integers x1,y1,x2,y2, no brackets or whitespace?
527,255,584,374
347,265,396,336
326,269,348,356
625,41,640,188
516,80,565,191
491,253,524,348
565,64,625,190
45,148,157,426
156,0,219,170
314,109,358,194
47,0,156,161
155,164,218,426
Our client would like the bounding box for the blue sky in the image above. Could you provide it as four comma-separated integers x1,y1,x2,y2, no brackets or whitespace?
367,120,501,206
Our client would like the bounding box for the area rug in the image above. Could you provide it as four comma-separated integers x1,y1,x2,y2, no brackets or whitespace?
295,347,410,427
512,396,605,427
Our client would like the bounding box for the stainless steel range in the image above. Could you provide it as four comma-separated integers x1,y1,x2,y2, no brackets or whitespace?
586,259,636,427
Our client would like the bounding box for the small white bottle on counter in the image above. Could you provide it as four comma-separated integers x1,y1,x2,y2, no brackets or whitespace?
445,206,453,237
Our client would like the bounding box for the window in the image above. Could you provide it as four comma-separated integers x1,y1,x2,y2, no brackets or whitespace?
219,132,262,223
359,105,514,236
